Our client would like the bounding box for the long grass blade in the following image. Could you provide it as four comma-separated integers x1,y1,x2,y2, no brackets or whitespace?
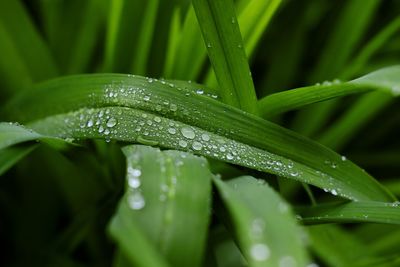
130,0,159,75
192,0,258,114
258,66,400,117
0,0,58,81
298,201,400,225
214,176,310,267
3,74,394,201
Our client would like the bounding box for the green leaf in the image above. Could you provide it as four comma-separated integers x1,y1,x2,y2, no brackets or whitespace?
341,16,400,79
192,0,258,114
309,0,380,82
0,145,37,176
293,0,380,136
308,225,372,267
318,92,392,151
109,213,170,267
109,145,212,267
234,0,282,61
298,201,400,225
66,0,107,74
130,0,159,75
258,66,400,117
0,0,58,81
0,122,68,150
214,176,310,267
4,74,394,201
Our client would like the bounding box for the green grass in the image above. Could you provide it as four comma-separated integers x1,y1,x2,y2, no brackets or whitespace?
1,1,400,266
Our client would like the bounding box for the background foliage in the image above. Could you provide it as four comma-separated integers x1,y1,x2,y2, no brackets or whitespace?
1,0,400,266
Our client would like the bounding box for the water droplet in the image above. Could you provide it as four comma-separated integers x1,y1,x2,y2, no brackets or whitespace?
180,127,195,139
279,256,297,267
87,119,94,127
168,128,176,134
192,141,203,151
391,85,400,96
98,126,105,133
251,218,265,236
226,153,234,160
106,117,117,128
128,167,141,177
196,89,204,95
127,191,145,210
207,43,212,48
201,133,210,141
143,95,150,101
170,104,177,111
279,202,289,213
128,176,141,188
341,155,347,161
250,243,270,261
179,140,188,148
154,117,161,123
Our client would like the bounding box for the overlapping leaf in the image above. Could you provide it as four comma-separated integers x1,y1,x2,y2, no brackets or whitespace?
214,176,310,267
109,145,212,267
3,74,394,201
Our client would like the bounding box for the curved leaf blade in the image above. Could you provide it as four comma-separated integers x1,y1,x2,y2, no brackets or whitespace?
214,176,310,267
4,74,394,201
298,201,400,225
258,66,400,117
0,122,68,150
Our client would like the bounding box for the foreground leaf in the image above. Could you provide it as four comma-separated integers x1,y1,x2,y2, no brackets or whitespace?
4,74,394,201
298,201,400,225
214,176,310,267
109,145,212,267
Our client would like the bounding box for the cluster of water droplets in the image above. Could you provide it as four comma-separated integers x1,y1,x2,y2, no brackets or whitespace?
126,165,145,210
123,149,145,210
248,218,271,262
314,79,342,86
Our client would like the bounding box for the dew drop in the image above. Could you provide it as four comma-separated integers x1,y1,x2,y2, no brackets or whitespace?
226,153,234,160
201,133,210,141
279,256,297,267
98,126,104,133
170,104,178,111
250,243,270,261
192,141,203,151
87,119,94,127
196,89,204,95
180,127,195,139
128,176,141,188
127,191,145,210
179,140,188,148
143,95,150,101
154,117,161,123
168,128,177,134
106,117,117,128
